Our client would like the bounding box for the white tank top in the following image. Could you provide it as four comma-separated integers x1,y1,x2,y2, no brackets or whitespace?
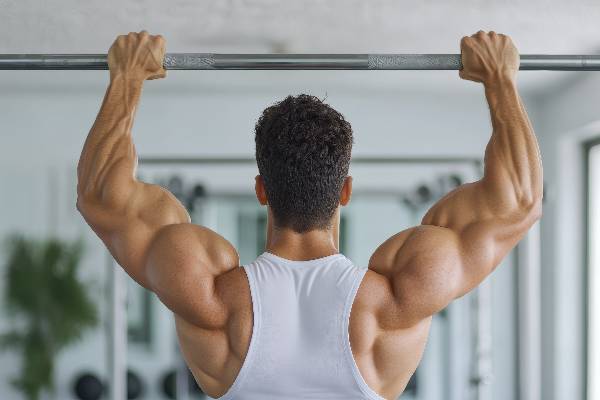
216,251,385,400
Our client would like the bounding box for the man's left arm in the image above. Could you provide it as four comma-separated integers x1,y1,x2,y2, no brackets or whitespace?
368,32,543,328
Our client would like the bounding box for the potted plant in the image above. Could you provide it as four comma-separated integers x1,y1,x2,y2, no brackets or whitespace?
1,236,98,400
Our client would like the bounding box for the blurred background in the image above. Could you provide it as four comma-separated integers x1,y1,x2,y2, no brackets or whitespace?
0,1,599,399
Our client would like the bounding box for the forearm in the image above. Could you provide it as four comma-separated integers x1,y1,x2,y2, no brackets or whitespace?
77,75,144,204
482,78,543,210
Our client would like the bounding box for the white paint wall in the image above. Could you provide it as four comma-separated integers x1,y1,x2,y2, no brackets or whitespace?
0,71,523,400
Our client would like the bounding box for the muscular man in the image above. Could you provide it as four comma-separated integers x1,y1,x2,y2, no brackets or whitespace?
77,30,542,399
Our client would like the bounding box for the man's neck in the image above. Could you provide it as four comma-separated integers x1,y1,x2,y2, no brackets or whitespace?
265,212,340,261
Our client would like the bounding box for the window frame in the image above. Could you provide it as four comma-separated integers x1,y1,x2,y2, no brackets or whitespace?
583,137,600,400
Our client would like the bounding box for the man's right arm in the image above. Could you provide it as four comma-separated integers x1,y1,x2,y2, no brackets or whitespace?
369,31,543,328
76,32,239,328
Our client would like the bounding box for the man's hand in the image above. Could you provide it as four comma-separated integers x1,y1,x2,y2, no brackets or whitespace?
107,31,166,82
460,31,519,85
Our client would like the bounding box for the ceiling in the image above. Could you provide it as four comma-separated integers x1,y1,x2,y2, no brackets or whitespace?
1,0,600,92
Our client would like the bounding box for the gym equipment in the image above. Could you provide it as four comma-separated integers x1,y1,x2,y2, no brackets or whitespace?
161,369,204,399
1,53,600,70
73,373,104,400
126,370,144,400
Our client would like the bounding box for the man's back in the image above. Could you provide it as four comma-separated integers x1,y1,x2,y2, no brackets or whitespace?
77,30,542,400
177,251,429,399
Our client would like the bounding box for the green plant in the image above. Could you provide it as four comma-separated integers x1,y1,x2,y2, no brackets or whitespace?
1,236,98,400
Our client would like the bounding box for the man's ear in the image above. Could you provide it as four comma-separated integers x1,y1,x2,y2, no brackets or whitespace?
255,175,268,206
340,176,353,206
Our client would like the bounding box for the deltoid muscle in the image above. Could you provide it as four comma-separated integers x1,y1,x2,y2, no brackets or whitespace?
163,54,216,69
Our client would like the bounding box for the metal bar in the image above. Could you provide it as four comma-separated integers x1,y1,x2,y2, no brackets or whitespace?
1,53,600,71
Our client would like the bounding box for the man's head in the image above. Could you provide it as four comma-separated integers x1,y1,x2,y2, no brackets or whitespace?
254,94,353,233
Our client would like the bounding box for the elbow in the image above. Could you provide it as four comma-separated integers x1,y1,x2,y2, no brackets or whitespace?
529,199,543,222
76,179,88,212
76,184,83,212
76,176,102,216
518,195,543,223
513,181,543,222
75,194,88,217
76,177,89,213
76,190,95,217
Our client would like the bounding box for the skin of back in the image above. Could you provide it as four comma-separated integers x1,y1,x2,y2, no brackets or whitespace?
77,30,542,399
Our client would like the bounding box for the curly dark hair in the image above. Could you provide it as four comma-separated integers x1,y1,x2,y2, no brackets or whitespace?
255,94,354,233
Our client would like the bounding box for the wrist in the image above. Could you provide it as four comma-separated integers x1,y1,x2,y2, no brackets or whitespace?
483,72,517,90
109,72,145,87
483,73,520,108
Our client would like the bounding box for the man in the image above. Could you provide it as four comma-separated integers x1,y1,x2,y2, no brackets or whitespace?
77,30,542,399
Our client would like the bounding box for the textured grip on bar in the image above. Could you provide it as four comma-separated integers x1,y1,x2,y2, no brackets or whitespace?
163,54,215,70
368,54,463,70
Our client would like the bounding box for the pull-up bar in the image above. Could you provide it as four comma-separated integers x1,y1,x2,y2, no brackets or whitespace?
1,53,600,71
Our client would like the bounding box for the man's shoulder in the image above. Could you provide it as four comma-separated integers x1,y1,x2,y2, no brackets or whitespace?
353,269,397,313
151,223,239,268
